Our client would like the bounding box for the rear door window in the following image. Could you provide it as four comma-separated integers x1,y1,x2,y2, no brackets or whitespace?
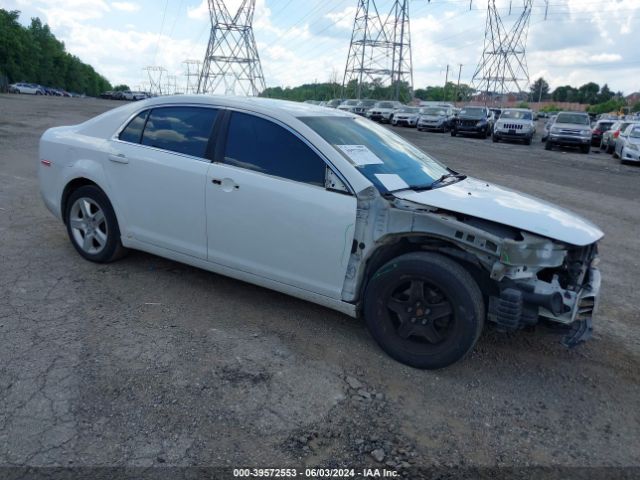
119,110,149,144
141,107,218,158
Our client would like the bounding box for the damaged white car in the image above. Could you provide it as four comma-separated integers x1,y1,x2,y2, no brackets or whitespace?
39,96,603,369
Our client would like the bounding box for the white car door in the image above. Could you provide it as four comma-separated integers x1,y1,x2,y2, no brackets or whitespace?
106,106,219,259
205,110,357,299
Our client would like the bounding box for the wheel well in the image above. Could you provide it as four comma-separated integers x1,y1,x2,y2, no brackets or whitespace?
357,236,496,313
61,178,98,223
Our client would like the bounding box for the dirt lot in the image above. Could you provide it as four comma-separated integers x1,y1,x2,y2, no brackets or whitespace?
1,94,639,473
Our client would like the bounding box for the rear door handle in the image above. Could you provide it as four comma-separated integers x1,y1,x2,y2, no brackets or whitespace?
108,153,128,164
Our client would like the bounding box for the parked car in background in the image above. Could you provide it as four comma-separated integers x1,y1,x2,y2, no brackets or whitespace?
489,108,502,120
9,83,45,95
337,99,361,113
492,108,535,145
353,99,377,116
545,111,592,154
391,106,420,127
602,121,635,154
591,119,615,147
417,105,455,132
131,92,148,101
38,95,604,369
613,122,640,160
366,101,403,123
541,115,557,141
326,99,343,109
615,124,640,164
450,106,494,138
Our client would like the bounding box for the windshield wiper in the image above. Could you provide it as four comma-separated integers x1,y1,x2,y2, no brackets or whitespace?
429,172,467,189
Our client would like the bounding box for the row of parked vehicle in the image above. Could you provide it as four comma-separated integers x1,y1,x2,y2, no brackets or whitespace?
100,90,150,101
539,112,640,160
8,82,78,97
309,99,537,145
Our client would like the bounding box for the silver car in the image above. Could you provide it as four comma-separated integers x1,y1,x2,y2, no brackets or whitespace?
614,123,640,162
545,112,592,154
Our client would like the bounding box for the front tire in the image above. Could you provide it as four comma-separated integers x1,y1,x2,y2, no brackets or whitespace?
65,185,127,263
492,134,499,143
581,145,590,154
364,252,485,369
545,140,553,151
450,129,457,137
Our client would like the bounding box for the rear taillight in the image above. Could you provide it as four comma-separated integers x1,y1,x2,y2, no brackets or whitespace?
613,130,620,138
40,159,52,166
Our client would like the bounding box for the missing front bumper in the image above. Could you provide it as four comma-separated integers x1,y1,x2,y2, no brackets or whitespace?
488,268,601,347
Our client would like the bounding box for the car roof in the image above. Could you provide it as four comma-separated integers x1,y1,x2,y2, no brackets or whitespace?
138,94,354,119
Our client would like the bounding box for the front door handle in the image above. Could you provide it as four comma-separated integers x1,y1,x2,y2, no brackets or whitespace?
211,178,239,191
108,153,128,164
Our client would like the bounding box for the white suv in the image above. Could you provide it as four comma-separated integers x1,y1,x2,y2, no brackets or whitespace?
492,108,536,145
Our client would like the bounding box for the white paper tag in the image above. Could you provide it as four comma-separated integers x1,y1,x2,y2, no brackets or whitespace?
336,145,384,166
374,174,409,191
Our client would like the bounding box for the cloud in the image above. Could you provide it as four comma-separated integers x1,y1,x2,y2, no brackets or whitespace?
111,1,140,12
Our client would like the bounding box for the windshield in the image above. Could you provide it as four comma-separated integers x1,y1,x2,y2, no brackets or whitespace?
358,100,376,107
375,102,396,109
458,107,485,118
422,107,447,115
328,100,342,107
630,127,640,138
301,116,449,193
555,113,590,125
397,107,419,113
500,110,532,120
344,100,359,106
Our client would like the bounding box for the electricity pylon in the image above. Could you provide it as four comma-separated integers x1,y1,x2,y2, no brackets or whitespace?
197,0,266,96
342,0,413,100
183,59,202,94
471,0,532,102
143,66,167,96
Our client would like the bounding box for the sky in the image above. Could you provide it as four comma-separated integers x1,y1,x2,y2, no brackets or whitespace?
5,0,640,95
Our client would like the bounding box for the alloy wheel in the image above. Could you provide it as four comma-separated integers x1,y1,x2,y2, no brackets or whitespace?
69,197,108,254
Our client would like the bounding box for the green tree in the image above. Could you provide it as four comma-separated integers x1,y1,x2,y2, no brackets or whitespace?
529,77,549,102
577,82,600,104
113,84,131,92
0,8,111,95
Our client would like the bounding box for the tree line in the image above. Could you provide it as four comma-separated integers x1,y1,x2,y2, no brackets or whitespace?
0,9,112,96
262,75,638,114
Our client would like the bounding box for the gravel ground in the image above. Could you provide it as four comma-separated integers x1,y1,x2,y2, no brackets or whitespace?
0,95,639,474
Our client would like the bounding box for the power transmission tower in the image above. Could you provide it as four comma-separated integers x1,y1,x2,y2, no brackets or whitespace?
143,66,167,96
342,0,413,101
183,59,202,94
471,0,532,103
197,0,266,96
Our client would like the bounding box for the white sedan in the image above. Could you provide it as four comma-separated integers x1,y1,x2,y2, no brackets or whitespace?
39,95,604,369
9,83,44,94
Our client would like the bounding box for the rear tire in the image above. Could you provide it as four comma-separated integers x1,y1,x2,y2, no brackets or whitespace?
450,130,457,137
581,145,590,154
364,252,484,369
65,185,128,263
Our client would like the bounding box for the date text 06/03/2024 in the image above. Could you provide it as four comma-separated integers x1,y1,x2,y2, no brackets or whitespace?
232,468,400,478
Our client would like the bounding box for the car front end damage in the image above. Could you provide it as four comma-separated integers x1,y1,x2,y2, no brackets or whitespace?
342,188,601,347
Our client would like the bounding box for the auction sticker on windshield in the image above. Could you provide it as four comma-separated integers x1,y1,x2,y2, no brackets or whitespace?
374,173,409,191
336,144,384,166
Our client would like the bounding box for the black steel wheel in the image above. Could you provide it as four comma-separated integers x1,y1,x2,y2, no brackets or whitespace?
364,252,484,369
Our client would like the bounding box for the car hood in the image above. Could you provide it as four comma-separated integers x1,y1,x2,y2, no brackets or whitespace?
393,177,603,246
420,115,446,120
